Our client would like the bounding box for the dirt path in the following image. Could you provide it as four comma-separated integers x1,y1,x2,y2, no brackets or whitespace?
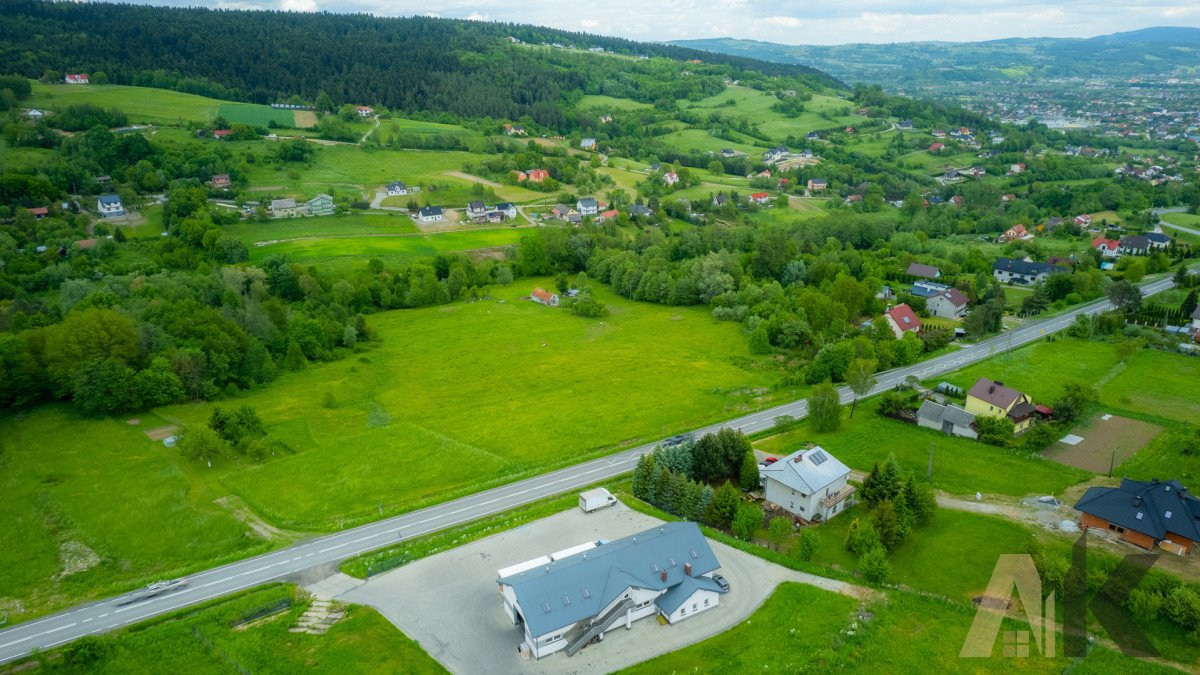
360,116,380,144
214,495,303,542
441,171,503,188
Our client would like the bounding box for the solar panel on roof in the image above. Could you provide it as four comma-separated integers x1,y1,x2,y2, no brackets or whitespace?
811,451,828,465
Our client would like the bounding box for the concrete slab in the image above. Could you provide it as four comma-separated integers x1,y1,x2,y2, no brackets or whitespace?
337,503,857,674
1059,434,1084,446
304,572,365,601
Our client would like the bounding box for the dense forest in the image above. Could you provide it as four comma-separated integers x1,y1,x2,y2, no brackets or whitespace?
0,1,840,128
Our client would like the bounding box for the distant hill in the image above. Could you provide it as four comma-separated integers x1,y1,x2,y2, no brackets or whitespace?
1092,26,1200,44
672,27,1200,88
0,0,842,128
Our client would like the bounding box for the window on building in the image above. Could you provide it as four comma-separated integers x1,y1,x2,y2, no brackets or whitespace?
680,607,686,616
692,603,698,611
704,598,710,607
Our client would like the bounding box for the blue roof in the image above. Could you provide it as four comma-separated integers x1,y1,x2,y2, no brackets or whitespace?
498,522,719,638
495,202,514,210
909,281,950,298
656,574,723,614
993,257,1056,277
1075,478,1200,543
419,206,442,216
98,194,121,205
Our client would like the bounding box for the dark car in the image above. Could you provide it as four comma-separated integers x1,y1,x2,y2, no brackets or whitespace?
661,434,694,448
711,574,730,593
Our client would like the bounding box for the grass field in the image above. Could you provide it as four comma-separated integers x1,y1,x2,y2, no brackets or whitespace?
27,82,224,125
677,87,860,140
246,228,524,269
12,585,443,674
755,400,1088,498
223,213,420,243
656,128,765,155
621,582,1150,673
576,95,652,111
0,281,788,619
217,103,298,129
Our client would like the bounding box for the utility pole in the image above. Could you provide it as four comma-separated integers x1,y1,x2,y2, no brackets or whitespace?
1109,451,1115,478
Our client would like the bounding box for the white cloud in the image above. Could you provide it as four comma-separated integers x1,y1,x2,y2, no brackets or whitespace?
279,0,317,11
465,11,488,20
580,19,600,29
762,16,803,28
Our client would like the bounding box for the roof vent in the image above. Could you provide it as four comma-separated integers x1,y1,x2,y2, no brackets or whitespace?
632,537,637,543
581,587,591,599
1136,512,1144,520
1166,485,1173,492
989,385,996,394
660,527,665,534
562,594,571,606
651,563,660,573
542,602,552,614
1133,496,1143,507
690,548,699,559
1166,511,1173,519
668,557,676,567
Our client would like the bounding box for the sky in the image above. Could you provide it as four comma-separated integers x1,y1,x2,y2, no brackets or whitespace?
137,1,1199,45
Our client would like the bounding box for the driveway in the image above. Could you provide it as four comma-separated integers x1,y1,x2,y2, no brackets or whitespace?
337,503,861,674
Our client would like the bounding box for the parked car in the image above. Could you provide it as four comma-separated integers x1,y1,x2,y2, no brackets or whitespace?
763,457,778,465
711,574,730,593
661,433,693,448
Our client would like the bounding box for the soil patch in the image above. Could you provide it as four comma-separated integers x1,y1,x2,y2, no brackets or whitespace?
441,171,502,188
57,540,101,578
143,424,179,441
293,110,318,129
1044,414,1162,473
214,495,291,541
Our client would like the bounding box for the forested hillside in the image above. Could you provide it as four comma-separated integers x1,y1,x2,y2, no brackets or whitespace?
0,1,840,127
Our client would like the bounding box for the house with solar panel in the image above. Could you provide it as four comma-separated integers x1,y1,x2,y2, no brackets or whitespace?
760,446,855,523
495,522,725,660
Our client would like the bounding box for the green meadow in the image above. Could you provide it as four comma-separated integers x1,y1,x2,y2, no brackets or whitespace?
245,228,525,270
27,82,225,125
657,128,766,156
217,103,298,128
223,213,420,242
677,87,861,140
0,280,786,619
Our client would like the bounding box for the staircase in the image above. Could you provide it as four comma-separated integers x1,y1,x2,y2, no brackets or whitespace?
288,599,345,635
563,597,635,657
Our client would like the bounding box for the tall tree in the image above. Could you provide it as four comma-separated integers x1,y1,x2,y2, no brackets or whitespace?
808,381,843,433
844,358,878,418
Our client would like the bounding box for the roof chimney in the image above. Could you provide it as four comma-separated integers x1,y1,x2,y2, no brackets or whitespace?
989,385,995,394
661,570,668,582
684,562,692,577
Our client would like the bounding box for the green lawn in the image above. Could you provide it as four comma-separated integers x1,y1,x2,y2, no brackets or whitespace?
756,399,1088,498
677,87,859,140
223,213,420,243
27,82,225,125
13,585,443,674
656,128,765,156
217,103,297,128
576,95,652,111
623,582,1150,673
246,228,524,270
0,280,788,618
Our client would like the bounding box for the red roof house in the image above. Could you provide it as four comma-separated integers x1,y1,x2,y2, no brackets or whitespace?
749,192,771,204
597,209,620,221
28,207,49,218
212,129,232,139
527,169,550,183
929,143,945,153
884,304,922,339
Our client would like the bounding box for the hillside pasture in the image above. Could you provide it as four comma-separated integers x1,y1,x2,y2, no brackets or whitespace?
245,228,523,269
576,94,651,111
27,82,224,124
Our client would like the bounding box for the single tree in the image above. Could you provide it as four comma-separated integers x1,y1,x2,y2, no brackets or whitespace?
732,504,763,542
808,381,843,432
1105,280,1142,314
767,516,792,551
858,544,891,584
739,451,760,491
795,528,818,562
707,482,741,528
845,358,878,418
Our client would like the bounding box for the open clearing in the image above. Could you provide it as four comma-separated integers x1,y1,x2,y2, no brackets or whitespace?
1046,414,1163,473
293,110,318,128
245,228,522,269
217,103,297,128
338,503,855,674
26,82,224,124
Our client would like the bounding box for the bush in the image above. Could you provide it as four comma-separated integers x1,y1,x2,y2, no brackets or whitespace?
732,504,763,542
975,415,1015,446
795,528,818,562
1165,586,1200,630
844,517,881,555
858,544,891,584
1126,588,1164,623
876,389,917,418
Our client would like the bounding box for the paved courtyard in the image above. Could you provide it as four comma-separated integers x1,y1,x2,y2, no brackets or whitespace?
337,502,858,674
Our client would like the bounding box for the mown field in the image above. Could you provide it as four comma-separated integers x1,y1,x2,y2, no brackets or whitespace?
217,103,298,129
223,213,420,242
27,82,224,125
0,280,787,619
10,585,443,674
677,87,860,140
245,228,524,270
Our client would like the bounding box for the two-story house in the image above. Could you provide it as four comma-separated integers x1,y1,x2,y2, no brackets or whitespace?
761,446,855,523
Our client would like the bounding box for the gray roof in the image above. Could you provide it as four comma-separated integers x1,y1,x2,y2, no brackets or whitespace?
909,281,950,298
270,198,296,209
993,257,1055,277
1075,478,1200,543
760,446,850,495
656,575,723,614
98,194,121,205
498,522,719,638
578,198,598,208
907,262,940,279
468,200,486,210
495,202,514,210
1120,235,1150,249
387,181,407,189
1145,232,1171,244
419,206,443,217
917,400,976,428
1192,306,1200,321
629,204,652,216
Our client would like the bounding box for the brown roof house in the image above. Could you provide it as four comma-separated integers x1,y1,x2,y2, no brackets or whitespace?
1075,478,1200,554
927,288,970,319
906,262,941,280
531,288,559,307
964,378,1036,434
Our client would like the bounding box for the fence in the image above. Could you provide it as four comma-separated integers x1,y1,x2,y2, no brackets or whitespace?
228,597,291,629
365,553,411,578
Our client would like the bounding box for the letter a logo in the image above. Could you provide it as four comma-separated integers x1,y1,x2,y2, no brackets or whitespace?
960,554,1055,658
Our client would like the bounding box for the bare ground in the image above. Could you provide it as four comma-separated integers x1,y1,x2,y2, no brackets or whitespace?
214,495,302,542
143,425,178,441
1045,415,1162,473
441,171,503,188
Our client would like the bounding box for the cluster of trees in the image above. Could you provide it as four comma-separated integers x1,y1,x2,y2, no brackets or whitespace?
179,405,290,465
630,429,763,535
843,457,938,583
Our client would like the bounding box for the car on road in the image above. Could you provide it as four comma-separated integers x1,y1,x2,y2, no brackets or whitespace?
711,574,730,593
116,578,189,605
661,433,694,448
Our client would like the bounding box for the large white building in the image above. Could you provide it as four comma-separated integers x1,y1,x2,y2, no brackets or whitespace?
496,522,725,660
760,446,855,523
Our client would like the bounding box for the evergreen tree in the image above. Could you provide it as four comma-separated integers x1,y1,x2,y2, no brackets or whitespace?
283,340,307,371
732,504,763,542
858,545,891,584
739,451,760,491
845,517,881,555
707,481,740,528
870,499,909,551
632,453,657,500
694,485,714,522
796,528,818,562
654,466,674,508
669,472,690,515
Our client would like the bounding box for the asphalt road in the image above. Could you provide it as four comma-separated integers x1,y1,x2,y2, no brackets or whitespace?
0,274,1179,664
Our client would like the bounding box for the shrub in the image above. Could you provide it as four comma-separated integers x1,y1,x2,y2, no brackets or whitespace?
975,415,1015,446
732,504,763,542
844,517,881,555
858,544,891,584
1126,588,1164,623
795,528,818,562
1165,586,1200,630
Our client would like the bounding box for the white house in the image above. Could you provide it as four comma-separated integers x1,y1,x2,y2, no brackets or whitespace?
917,400,978,439
355,106,373,117
580,138,596,150
927,288,970,319
96,194,124,217
663,171,679,186
65,74,89,85
418,206,444,222
466,200,488,220
494,202,517,219
993,257,1056,286
577,198,599,216
497,522,724,660
760,446,855,522
386,181,409,196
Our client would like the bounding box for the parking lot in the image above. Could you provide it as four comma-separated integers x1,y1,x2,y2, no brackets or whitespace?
337,502,855,674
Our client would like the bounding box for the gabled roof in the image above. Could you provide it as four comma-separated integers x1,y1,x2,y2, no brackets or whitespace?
578,197,598,208
993,257,1055,277
1120,235,1150,249
906,262,940,279
749,192,770,200
495,202,514,210
467,200,486,211
885,303,921,331
629,204,652,216
270,198,296,209
967,378,1026,409
498,522,719,638
531,288,556,303
934,288,969,308
1092,237,1120,250
656,575,724,614
917,400,976,428
760,446,850,495
1145,232,1171,244
419,205,443,216
98,194,122,206
1075,478,1200,544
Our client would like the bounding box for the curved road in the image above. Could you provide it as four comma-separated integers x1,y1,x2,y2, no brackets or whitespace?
0,274,1181,664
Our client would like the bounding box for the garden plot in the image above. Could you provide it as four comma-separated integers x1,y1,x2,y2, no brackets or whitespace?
1044,414,1162,473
